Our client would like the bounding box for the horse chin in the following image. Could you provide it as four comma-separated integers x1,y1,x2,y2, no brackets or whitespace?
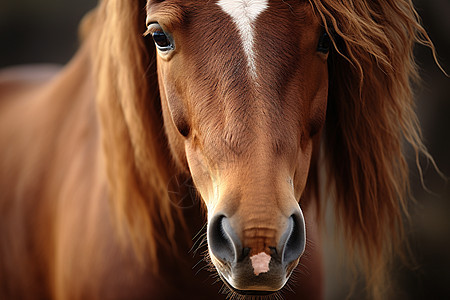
211,254,298,296
219,274,277,296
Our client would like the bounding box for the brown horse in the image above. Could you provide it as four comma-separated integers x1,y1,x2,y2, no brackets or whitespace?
0,0,439,299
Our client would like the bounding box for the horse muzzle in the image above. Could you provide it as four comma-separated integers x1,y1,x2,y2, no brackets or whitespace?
207,208,306,293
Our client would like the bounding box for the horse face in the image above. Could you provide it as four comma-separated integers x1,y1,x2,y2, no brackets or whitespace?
147,0,329,293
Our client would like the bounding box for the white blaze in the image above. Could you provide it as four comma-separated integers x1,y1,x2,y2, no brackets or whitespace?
250,252,271,276
217,0,269,77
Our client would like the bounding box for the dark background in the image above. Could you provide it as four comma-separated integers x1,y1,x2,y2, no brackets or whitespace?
0,0,448,299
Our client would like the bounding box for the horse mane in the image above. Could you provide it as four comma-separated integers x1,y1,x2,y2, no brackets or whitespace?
308,0,440,297
87,0,183,270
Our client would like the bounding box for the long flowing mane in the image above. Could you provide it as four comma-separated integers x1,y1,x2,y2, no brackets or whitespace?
82,0,440,297
309,0,442,297
89,0,182,268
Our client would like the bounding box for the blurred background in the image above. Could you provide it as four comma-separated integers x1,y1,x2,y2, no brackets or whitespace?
0,0,448,299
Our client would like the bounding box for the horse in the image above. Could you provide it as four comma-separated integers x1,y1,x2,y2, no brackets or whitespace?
0,0,439,299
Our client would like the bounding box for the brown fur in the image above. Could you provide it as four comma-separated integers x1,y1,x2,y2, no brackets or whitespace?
0,0,438,299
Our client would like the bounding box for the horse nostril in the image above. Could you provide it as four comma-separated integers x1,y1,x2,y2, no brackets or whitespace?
208,215,242,263
281,212,306,265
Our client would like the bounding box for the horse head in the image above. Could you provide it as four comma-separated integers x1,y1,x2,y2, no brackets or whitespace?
146,0,328,292
91,0,438,297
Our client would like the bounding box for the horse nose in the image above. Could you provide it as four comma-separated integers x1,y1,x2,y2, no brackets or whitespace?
208,209,306,292
208,210,306,266
279,211,306,266
208,215,243,264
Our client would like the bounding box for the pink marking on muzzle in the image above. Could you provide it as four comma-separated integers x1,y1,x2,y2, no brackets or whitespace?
250,252,271,276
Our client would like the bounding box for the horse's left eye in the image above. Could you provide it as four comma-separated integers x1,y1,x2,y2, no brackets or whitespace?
147,23,174,52
317,30,331,54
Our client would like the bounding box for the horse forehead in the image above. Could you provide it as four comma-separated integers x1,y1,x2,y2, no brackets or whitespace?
217,0,269,77
218,0,269,20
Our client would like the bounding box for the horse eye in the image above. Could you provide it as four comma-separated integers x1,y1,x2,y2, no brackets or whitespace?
148,23,174,52
317,30,331,54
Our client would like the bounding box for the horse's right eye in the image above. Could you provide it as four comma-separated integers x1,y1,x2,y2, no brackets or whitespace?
147,23,175,52
152,31,173,51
